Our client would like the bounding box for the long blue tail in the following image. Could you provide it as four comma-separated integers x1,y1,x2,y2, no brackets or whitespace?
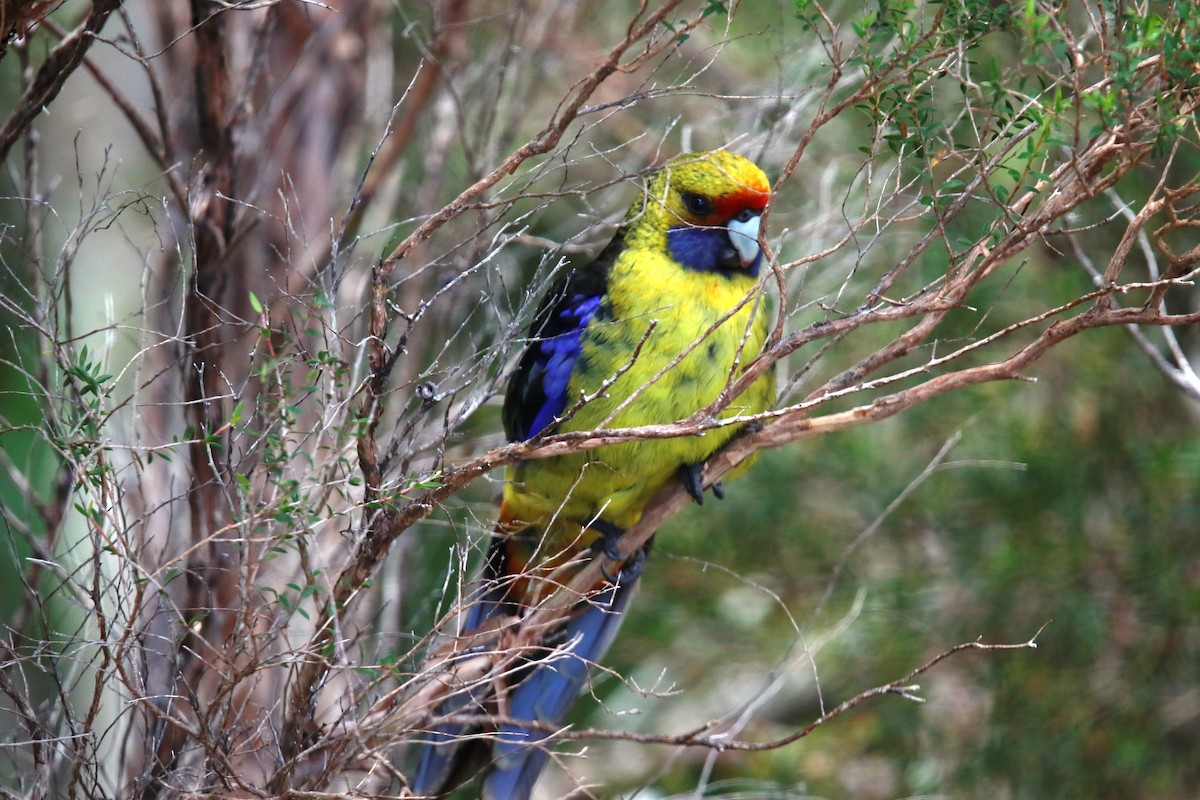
481,561,641,800
411,538,644,800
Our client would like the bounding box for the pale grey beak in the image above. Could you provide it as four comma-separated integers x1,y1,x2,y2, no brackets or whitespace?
727,214,761,268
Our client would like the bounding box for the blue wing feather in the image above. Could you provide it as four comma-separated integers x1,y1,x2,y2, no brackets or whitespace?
514,294,602,441
416,234,622,796
504,232,620,443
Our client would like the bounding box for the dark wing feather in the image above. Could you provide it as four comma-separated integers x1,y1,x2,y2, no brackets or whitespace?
502,231,623,442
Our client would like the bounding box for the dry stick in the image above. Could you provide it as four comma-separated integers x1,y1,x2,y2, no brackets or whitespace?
0,662,50,800
816,97,1158,403
419,625,1046,753
332,0,472,253
1,0,46,58
371,0,686,276
779,60,1181,411
1078,180,1200,399
144,1,241,796
763,5,958,342
505,625,1049,752
0,0,124,163
725,92,1166,415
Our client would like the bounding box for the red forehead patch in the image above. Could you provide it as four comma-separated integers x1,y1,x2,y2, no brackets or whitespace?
712,186,769,220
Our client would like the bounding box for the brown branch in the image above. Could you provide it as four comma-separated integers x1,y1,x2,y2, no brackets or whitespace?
0,0,49,61
333,0,472,251
0,0,123,163
0,664,51,800
373,0,688,279
143,2,241,796
413,625,1047,753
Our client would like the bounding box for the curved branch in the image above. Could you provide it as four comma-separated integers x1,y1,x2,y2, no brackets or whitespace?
0,0,123,163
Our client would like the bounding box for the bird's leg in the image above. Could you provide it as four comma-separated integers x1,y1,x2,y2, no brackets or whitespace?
678,462,724,505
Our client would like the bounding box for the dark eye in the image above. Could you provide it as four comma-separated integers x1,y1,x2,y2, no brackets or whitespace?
682,192,713,216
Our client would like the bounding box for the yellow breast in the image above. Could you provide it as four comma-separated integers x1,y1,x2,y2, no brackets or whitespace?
503,245,772,533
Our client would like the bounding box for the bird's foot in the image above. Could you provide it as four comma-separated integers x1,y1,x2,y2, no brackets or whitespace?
588,519,626,582
587,521,655,583
618,544,648,582
679,462,724,505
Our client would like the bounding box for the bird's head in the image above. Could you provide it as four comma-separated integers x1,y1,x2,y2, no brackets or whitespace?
627,150,771,277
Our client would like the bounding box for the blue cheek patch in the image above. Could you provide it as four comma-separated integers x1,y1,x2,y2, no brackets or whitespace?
667,225,761,277
525,295,603,438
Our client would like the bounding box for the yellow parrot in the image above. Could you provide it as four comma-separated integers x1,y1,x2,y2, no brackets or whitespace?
413,150,775,800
